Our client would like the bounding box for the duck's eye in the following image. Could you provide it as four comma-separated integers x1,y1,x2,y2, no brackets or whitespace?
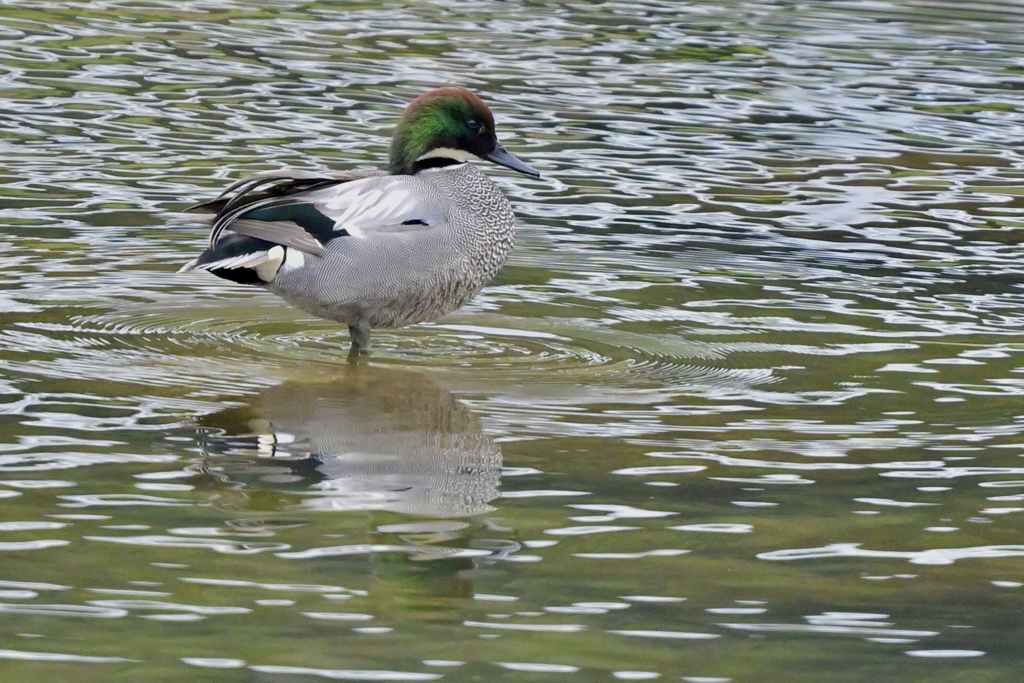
466,118,479,129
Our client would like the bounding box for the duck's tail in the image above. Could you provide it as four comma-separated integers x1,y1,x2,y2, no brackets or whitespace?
178,234,304,285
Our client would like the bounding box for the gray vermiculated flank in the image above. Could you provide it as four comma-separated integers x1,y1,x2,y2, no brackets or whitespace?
270,162,516,330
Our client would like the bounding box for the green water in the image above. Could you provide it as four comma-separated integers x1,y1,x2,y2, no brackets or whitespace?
3,0,1024,681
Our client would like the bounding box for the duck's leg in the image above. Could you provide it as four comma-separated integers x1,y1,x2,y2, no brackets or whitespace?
347,320,372,359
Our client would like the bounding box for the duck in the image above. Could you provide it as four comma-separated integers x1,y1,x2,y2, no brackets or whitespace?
179,87,538,357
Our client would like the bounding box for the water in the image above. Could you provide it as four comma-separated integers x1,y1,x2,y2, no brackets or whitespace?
3,0,1024,680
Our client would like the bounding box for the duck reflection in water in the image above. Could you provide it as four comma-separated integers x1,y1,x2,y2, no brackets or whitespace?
193,366,501,521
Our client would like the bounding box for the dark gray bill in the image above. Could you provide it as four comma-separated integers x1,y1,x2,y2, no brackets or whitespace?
486,143,540,178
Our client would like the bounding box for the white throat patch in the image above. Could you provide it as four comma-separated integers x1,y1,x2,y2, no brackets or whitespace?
415,147,475,164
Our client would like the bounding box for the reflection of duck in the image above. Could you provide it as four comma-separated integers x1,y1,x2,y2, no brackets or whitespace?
194,366,501,518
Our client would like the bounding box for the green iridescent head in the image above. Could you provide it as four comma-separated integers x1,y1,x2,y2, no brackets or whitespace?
388,87,538,178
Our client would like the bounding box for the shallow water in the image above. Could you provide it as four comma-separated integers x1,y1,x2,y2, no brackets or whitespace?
3,0,1024,680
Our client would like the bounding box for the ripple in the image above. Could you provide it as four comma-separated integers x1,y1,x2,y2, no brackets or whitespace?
61,494,193,508
758,543,1024,565
85,533,291,554
722,622,937,638
0,580,69,591
501,490,591,498
545,525,639,536
180,578,360,594
568,504,676,521
0,649,134,663
609,630,719,640
0,603,127,618
303,612,375,622
0,540,68,551
248,665,441,681
0,521,67,531
464,621,584,633
277,544,490,561
181,658,247,669
88,599,251,616
497,662,580,673
574,550,690,560
671,524,754,534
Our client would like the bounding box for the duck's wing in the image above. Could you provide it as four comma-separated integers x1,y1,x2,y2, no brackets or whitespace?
192,169,377,253
179,168,443,282
185,169,364,215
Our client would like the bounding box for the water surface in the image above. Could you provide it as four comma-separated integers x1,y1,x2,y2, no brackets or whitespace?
3,0,1024,681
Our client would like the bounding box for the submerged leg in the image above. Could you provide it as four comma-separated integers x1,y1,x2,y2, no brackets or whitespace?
347,321,372,359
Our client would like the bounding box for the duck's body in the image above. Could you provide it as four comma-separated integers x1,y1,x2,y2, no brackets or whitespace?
271,163,516,332
180,87,537,355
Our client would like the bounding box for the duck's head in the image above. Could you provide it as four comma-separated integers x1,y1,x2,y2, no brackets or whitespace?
389,87,539,178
